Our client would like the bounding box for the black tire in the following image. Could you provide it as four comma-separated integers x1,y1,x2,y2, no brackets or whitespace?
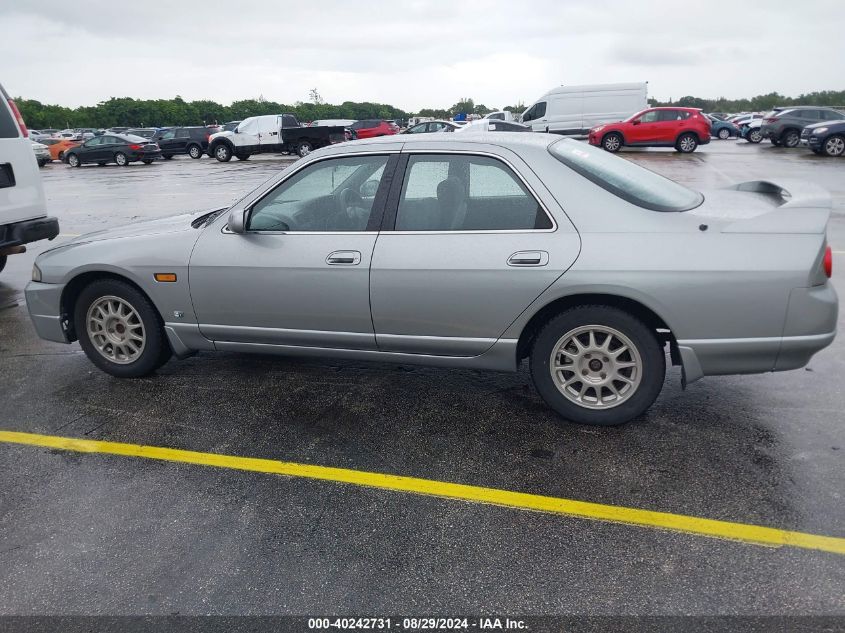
163,154,174,160
67,153,81,167
0,255,6,274
675,132,698,153
718,128,731,140
601,132,623,153
188,144,202,159
770,138,781,146
747,128,762,144
781,129,801,148
142,159,153,164
822,134,845,157
73,278,171,378
213,143,232,162
297,141,313,157
115,152,129,166
235,154,250,160
529,306,665,426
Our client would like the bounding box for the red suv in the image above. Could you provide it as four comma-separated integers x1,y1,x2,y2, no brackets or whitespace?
588,107,711,153
349,119,400,139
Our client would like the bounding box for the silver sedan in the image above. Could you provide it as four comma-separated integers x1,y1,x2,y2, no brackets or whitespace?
26,134,838,426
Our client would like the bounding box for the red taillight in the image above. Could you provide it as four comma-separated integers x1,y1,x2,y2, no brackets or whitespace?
824,246,832,278
764,117,777,123
7,98,28,137
128,143,142,150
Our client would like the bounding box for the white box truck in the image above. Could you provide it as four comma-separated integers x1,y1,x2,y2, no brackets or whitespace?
0,83,59,275
521,82,648,136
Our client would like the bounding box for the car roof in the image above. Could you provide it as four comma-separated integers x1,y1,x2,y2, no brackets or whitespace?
346,131,558,150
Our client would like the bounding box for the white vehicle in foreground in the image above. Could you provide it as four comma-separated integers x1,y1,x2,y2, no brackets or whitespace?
0,83,59,275
521,82,648,136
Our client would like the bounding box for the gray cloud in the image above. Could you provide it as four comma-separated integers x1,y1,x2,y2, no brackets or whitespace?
1,0,843,111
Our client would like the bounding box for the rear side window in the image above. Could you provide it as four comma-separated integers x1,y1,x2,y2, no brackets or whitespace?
0,96,19,138
395,154,553,231
550,139,703,212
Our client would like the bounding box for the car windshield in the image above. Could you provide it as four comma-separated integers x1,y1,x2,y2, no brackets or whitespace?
549,139,704,212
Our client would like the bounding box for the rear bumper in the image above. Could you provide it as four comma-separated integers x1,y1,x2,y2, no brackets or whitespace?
1,216,60,250
128,150,161,161
677,283,838,382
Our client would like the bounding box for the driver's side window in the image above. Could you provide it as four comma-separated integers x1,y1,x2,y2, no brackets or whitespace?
639,111,660,123
247,155,390,232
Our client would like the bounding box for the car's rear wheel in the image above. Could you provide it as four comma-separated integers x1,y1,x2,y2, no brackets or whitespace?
74,279,171,378
770,138,781,146
676,133,698,153
297,141,313,157
188,145,202,159
823,135,845,157
529,306,665,426
718,128,731,140
67,153,80,167
747,128,762,143
601,132,622,152
236,154,250,160
115,152,128,166
781,129,801,148
214,144,232,162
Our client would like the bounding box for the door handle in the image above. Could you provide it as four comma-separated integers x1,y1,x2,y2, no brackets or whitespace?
507,251,548,267
326,250,361,265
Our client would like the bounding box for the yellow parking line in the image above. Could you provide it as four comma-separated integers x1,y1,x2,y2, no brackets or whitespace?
1,430,843,556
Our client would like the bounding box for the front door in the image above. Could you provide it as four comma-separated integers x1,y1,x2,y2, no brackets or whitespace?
628,109,661,143
189,153,397,349
369,150,580,356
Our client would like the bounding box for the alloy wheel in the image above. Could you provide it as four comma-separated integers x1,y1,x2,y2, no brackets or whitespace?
86,295,146,365
549,325,642,410
679,135,696,152
603,135,621,152
825,136,844,157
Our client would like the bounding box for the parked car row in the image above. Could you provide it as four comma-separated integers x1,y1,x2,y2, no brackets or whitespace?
730,106,845,156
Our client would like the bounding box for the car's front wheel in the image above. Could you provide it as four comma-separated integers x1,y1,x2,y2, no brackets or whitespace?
823,135,845,157
601,132,623,152
74,279,171,378
214,144,232,162
676,133,698,153
747,128,762,143
67,153,81,167
781,129,801,148
115,152,129,166
529,306,665,426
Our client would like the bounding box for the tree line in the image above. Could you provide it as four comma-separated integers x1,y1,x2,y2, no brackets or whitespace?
15,95,412,129
15,89,845,130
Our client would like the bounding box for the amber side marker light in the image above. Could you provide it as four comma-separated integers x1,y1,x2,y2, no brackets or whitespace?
154,273,177,283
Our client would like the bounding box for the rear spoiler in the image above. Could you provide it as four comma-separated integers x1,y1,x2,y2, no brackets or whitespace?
722,180,831,234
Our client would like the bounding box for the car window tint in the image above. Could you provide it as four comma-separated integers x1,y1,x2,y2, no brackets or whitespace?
248,155,390,232
640,111,660,123
550,139,703,212
395,154,551,231
84,137,102,147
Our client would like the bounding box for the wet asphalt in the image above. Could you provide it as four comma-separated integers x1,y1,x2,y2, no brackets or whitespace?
0,140,843,617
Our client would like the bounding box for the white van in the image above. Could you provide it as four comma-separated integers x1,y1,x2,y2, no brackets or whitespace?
0,82,59,275
521,82,648,136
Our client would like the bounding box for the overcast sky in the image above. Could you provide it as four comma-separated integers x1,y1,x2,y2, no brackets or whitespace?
1,0,843,112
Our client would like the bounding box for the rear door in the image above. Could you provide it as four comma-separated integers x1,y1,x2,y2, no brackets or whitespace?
0,85,46,226
369,146,580,356
258,115,282,151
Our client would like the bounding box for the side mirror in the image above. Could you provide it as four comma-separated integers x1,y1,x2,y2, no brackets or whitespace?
632,120,641,126
234,127,240,134
360,180,379,197
228,208,247,233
